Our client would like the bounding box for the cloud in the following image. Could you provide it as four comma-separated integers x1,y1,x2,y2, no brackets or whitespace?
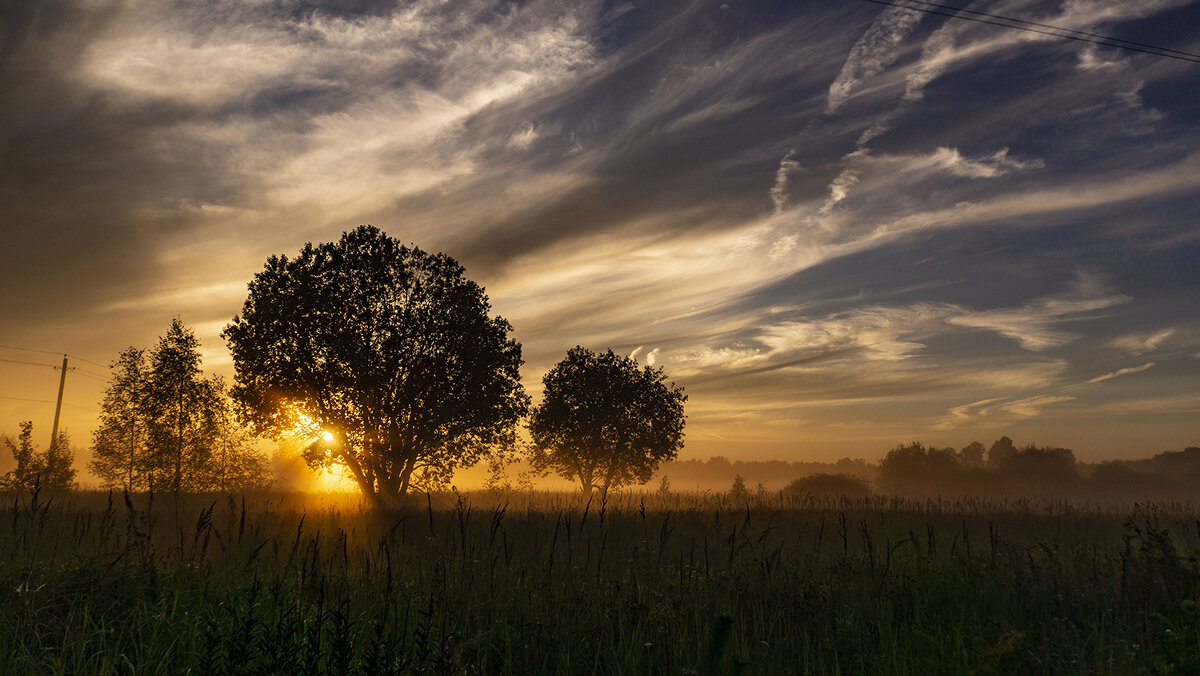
826,5,923,113
1109,328,1176,354
1087,362,1156,384
507,122,539,150
934,394,1076,430
902,0,1195,104
948,272,1130,351
769,149,800,214
901,147,1044,179
818,167,862,215
628,272,1123,411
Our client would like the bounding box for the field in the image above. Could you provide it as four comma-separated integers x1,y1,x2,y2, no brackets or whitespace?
4,489,1200,674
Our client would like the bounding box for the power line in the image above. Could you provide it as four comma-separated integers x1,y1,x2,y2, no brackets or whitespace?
894,0,1200,59
0,343,109,369
0,358,106,381
860,0,1200,64
0,357,56,369
0,343,62,357
0,395,98,413
71,370,109,383
75,367,108,378
65,354,108,369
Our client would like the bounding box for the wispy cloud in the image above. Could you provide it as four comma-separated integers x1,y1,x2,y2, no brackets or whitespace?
826,5,923,113
769,149,800,214
934,394,1076,430
1087,362,1156,384
948,272,1129,351
1108,329,1175,355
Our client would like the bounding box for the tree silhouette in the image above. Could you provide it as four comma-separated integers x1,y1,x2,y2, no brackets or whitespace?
92,323,269,492
2,421,76,492
223,226,528,504
959,441,985,468
528,347,686,494
877,442,965,497
143,319,219,492
201,379,272,492
987,436,1017,469
90,347,151,492
781,473,871,501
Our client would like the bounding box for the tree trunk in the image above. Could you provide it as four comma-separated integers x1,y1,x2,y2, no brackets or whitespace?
126,421,136,493
175,388,184,494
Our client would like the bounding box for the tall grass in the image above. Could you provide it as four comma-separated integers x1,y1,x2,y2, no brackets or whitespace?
3,488,1200,673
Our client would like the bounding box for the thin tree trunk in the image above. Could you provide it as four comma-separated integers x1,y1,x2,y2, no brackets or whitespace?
126,418,136,493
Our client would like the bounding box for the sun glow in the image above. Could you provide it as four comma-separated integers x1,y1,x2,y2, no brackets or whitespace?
284,405,353,493
311,463,356,493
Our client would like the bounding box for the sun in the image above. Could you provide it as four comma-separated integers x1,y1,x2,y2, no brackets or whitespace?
284,405,353,492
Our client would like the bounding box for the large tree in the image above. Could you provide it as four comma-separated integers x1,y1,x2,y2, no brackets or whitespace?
528,347,686,494
222,225,528,504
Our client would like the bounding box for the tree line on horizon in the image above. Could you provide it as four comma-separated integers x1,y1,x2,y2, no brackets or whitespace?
766,437,1200,503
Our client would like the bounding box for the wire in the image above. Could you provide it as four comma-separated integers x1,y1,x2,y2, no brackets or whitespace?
73,366,109,379
0,357,56,369
0,343,109,369
860,0,1200,64
0,358,109,386
66,354,108,369
0,343,63,357
0,395,98,413
71,371,109,383
894,0,1200,59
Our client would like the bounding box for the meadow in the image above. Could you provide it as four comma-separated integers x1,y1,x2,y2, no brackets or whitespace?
3,488,1200,674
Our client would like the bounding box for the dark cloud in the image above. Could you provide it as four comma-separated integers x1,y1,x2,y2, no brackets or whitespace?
0,1,203,324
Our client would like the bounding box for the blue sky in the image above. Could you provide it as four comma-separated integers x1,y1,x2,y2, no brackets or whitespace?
2,0,1198,469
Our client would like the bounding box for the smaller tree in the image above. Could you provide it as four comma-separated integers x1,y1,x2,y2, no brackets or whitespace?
959,441,985,468
3,421,77,491
876,442,965,497
987,436,1017,469
91,321,271,493
781,473,871,501
529,347,686,494
200,378,272,492
90,347,151,491
729,473,748,500
143,318,215,492
655,475,672,497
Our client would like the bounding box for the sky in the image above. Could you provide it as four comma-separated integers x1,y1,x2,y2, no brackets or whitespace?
2,0,1198,476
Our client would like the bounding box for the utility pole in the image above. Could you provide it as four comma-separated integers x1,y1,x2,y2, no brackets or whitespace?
50,354,68,449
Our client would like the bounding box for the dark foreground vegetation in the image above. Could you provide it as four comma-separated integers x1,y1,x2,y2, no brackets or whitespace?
5,489,1200,674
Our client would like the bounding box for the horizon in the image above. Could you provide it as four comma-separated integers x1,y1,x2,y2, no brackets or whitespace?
3,0,1199,483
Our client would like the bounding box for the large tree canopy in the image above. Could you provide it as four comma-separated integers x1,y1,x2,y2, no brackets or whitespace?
223,225,528,503
529,347,686,494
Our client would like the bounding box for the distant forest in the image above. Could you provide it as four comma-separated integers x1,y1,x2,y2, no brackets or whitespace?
656,439,1200,503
